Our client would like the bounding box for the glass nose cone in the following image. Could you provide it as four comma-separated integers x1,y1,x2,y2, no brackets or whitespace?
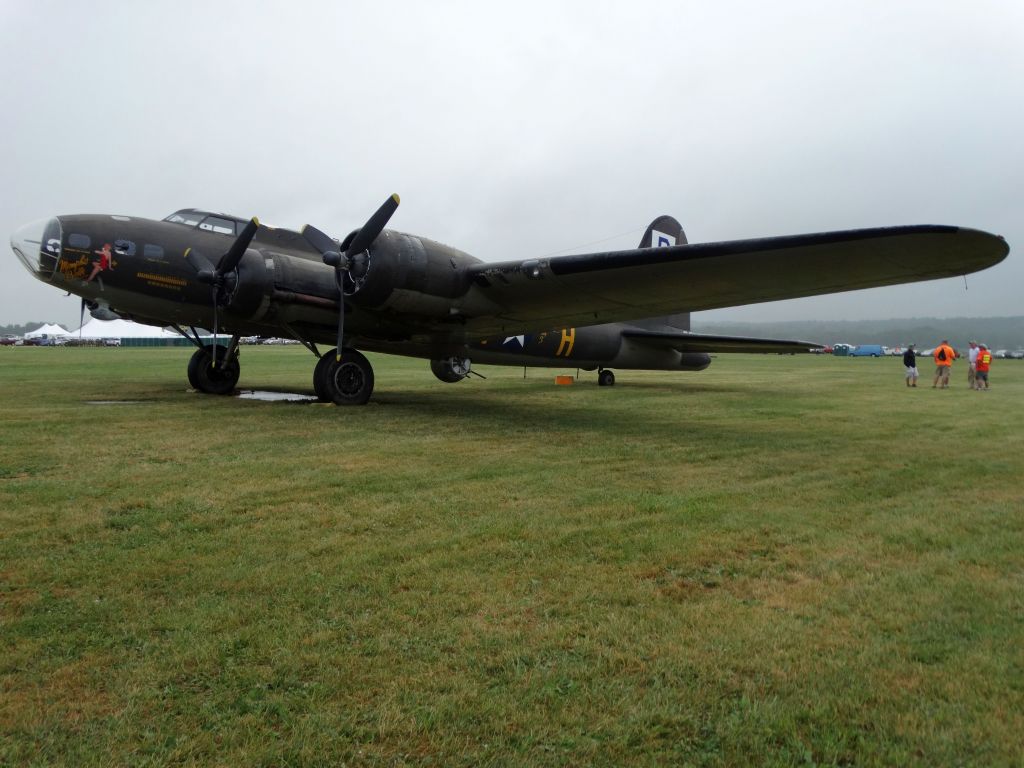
11,217,62,281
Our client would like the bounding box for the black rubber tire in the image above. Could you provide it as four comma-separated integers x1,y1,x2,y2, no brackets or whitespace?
598,369,615,387
321,348,374,405
187,352,202,389
430,358,468,383
187,345,240,395
313,351,334,402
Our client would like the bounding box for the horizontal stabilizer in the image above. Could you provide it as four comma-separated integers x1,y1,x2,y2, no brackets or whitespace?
622,329,819,354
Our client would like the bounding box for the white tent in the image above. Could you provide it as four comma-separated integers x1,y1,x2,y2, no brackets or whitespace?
74,318,181,339
24,323,71,339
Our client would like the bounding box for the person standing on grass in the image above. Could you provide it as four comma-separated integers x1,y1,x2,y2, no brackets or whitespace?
903,344,918,387
932,339,955,388
967,340,979,388
975,344,992,390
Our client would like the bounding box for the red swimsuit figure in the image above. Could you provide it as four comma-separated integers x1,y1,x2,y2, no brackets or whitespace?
86,243,114,284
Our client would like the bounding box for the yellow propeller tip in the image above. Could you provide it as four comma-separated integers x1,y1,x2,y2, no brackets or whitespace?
392,193,401,204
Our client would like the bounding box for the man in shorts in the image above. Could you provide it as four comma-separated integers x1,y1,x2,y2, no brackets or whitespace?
975,344,992,390
932,340,955,388
967,340,979,388
903,344,918,387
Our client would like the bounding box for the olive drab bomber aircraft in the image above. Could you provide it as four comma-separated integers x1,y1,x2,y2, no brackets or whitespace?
10,195,1009,404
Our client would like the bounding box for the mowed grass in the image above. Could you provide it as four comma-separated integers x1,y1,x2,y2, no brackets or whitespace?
1,347,1022,766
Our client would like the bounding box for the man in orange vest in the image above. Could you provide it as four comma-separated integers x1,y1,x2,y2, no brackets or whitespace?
974,344,992,390
932,339,955,388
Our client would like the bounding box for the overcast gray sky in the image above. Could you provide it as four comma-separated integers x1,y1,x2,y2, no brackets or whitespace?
1,0,1020,327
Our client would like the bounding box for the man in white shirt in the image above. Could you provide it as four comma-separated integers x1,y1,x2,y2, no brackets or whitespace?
967,340,979,388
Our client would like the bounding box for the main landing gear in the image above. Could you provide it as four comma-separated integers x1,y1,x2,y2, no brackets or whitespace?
187,341,241,395
598,368,616,387
313,348,374,405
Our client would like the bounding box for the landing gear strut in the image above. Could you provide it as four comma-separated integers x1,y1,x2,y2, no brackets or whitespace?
598,368,616,387
313,348,374,405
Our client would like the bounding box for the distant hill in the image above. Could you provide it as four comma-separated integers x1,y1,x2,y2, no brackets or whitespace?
692,316,1024,351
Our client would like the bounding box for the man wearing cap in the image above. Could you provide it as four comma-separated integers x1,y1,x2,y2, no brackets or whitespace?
974,344,992,390
967,340,979,388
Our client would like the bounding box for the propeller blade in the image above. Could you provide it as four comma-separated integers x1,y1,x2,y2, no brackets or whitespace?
301,224,347,268
300,224,337,256
79,298,86,339
184,247,217,282
346,193,400,257
217,217,260,275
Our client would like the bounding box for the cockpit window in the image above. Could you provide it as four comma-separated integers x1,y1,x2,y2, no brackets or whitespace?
198,216,237,235
163,209,247,235
164,211,203,227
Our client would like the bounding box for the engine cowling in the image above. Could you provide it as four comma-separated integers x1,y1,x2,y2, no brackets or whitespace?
343,231,476,316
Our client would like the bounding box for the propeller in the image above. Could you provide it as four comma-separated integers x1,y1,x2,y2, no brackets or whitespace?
302,194,400,361
184,217,260,364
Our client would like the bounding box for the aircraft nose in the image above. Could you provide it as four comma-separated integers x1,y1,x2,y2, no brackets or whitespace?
10,217,62,281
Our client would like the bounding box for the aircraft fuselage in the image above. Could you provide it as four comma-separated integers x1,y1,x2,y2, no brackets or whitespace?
11,210,710,373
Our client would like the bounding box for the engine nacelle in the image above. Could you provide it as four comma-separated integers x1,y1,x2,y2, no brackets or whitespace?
431,357,472,383
222,230,486,330
345,231,477,316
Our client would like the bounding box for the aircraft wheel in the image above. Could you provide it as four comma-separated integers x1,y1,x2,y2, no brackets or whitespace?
430,358,469,383
188,345,240,395
598,369,615,387
322,348,374,405
313,351,334,402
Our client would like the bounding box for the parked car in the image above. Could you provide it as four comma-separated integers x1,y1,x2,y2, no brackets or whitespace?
850,344,885,357
0,335,18,346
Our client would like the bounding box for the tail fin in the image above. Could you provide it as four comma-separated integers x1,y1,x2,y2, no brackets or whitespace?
633,215,690,331
638,215,687,248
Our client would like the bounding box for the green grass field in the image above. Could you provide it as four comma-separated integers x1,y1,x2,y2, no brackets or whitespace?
2,347,1022,766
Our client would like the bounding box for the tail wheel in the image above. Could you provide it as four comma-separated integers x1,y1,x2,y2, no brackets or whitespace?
188,345,240,395
320,348,374,405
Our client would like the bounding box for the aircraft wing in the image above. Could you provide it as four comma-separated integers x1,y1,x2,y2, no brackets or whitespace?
465,225,1008,334
621,330,819,354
